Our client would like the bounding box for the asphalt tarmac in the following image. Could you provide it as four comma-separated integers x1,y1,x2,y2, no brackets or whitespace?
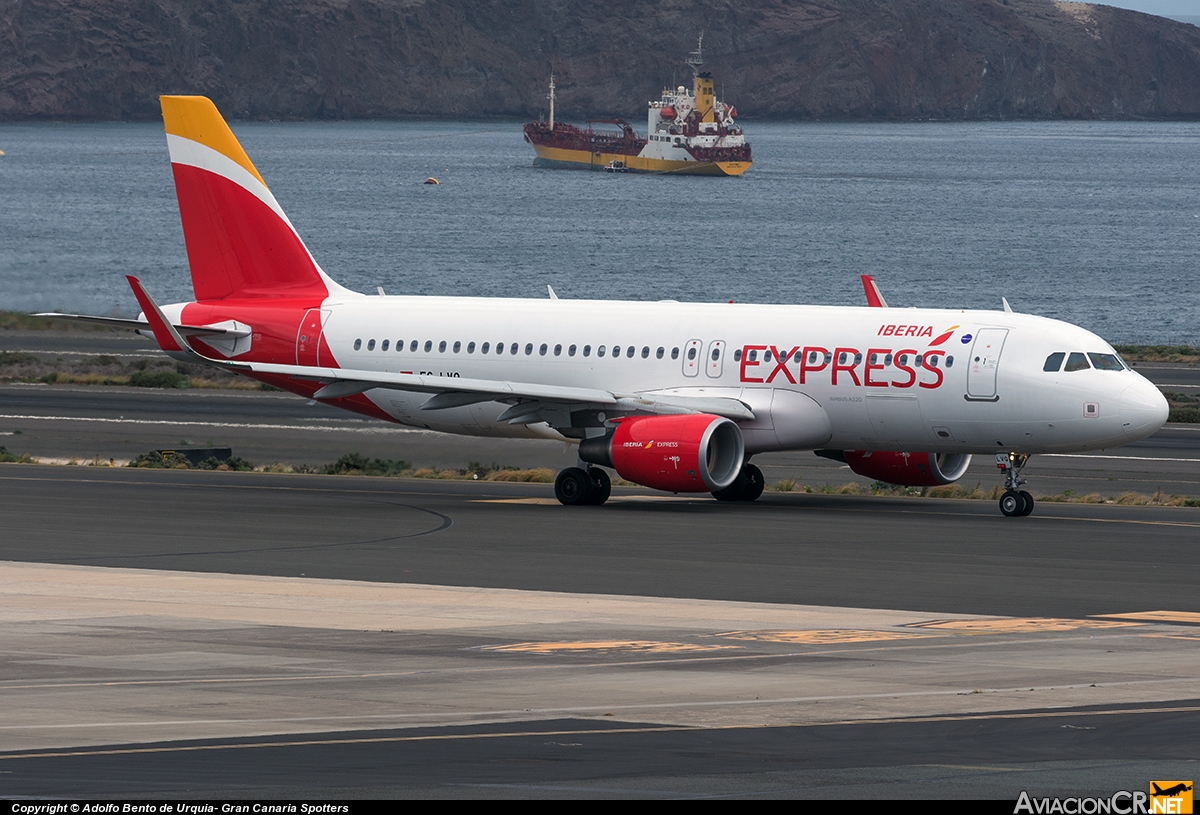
2,333,1199,798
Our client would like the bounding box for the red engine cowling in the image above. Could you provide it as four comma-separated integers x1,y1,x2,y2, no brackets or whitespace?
579,414,744,492
843,451,972,487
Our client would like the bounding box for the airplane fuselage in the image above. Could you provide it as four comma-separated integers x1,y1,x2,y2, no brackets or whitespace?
164,296,1168,457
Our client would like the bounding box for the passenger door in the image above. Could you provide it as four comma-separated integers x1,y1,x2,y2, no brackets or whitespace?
966,328,1008,401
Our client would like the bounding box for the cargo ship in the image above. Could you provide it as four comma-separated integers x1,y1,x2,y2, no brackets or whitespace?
522,37,750,177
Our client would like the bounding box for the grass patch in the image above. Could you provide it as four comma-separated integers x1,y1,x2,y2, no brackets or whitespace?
0,446,35,464
1114,344,1200,364
130,450,255,471
323,453,413,477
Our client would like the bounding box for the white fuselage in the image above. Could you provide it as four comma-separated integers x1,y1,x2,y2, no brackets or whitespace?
280,295,1167,456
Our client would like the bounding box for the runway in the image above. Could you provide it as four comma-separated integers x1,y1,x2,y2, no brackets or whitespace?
2,334,1199,797
1,467,1199,797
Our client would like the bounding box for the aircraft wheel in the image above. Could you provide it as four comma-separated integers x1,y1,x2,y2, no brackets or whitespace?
740,464,765,502
554,467,593,506
999,490,1026,517
1018,490,1035,516
586,468,611,505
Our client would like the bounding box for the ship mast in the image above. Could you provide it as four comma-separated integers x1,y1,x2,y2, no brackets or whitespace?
548,74,556,131
686,33,704,77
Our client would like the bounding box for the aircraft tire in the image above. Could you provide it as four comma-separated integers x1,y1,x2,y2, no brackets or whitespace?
586,468,612,505
555,467,593,506
1018,490,1035,516
999,490,1026,517
740,464,765,502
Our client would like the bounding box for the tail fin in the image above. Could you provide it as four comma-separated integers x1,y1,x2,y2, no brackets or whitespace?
160,96,342,302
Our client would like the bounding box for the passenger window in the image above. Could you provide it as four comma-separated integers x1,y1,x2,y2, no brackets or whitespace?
438,340,447,353
496,342,504,355
583,345,591,357
914,355,923,367
569,344,577,357
367,339,376,351
710,348,719,361
883,353,892,366
764,350,773,362
510,343,518,355
381,340,389,351
824,352,832,364
396,340,403,352
928,355,939,368
1088,353,1124,371
733,349,742,362
897,354,908,366
481,342,490,353
453,341,461,353
671,347,680,360
353,339,362,351
641,346,649,358
808,351,818,364
748,349,757,362
838,352,847,365
945,355,954,368
628,346,636,358
468,342,476,353
854,353,862,365
656,347,664,359
598,345,606,357
687,347,697,361
869,353,877,365
1065,352,1090,372
554,344,562,356
539,343,548,356
424,340,432,352
1043,352,1065,372
525,343,533,356
410,340,418,352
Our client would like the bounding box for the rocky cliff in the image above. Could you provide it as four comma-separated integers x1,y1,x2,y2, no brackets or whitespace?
2,0,1199,120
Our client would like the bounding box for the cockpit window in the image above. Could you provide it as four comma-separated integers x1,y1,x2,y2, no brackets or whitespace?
1064,352,1090,372
1088,353,1124,371
1043,352,1065,372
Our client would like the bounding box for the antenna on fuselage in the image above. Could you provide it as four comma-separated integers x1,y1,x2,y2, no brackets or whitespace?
1002,296,1013,313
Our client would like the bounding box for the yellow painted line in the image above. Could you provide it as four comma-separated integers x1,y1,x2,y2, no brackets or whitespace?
480,640,738,654
715,629,929,645
5,704,1200,762
908,618,1143,634
474,495,702,505
1095,610,1200,624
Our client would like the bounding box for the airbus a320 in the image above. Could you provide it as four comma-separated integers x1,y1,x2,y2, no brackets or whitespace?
42,96,1170,516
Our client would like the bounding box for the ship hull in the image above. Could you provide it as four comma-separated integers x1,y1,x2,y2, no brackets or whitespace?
530,144,750,177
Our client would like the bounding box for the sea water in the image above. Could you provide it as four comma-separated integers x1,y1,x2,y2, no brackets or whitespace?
0,119,1197,344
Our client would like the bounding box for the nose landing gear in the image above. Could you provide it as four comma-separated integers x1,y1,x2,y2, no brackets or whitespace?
996,452,1034,517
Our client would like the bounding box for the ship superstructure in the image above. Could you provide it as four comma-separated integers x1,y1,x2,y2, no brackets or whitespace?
523,36,751,176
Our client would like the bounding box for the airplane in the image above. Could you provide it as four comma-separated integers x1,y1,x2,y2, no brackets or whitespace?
1152,783,1193,797
40,96,1170,516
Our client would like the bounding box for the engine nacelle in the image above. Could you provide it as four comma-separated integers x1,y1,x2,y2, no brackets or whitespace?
579,414,744,493
842,451,972,487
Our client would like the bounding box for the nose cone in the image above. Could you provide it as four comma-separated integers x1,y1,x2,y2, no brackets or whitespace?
1120,380,1169,441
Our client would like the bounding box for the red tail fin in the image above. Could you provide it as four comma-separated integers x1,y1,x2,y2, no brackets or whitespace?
160,96,330,302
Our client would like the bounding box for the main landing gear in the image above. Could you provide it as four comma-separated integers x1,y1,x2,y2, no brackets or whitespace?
712,462,765,503
554,466,612,506
997,452,1034,517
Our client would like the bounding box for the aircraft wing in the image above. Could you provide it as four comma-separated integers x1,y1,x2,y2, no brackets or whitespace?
120,276,754,424
33,312,251,338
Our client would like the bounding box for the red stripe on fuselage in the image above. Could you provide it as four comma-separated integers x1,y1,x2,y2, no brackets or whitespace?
171,163,329,301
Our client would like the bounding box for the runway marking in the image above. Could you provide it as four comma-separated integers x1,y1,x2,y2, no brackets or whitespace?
0,413,408,434
908,618,1142,634
480,640,738,654
715,629,929,644
1042,453,1200,463
1094,610,1200,624
476,496,702,505
3,704,1199,762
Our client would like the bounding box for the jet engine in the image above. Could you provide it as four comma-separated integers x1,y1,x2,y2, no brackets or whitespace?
839,451,972,487
579,414,744,492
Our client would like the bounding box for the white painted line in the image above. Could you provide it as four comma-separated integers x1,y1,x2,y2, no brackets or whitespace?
0,413,416,434
1042,453,1200,463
